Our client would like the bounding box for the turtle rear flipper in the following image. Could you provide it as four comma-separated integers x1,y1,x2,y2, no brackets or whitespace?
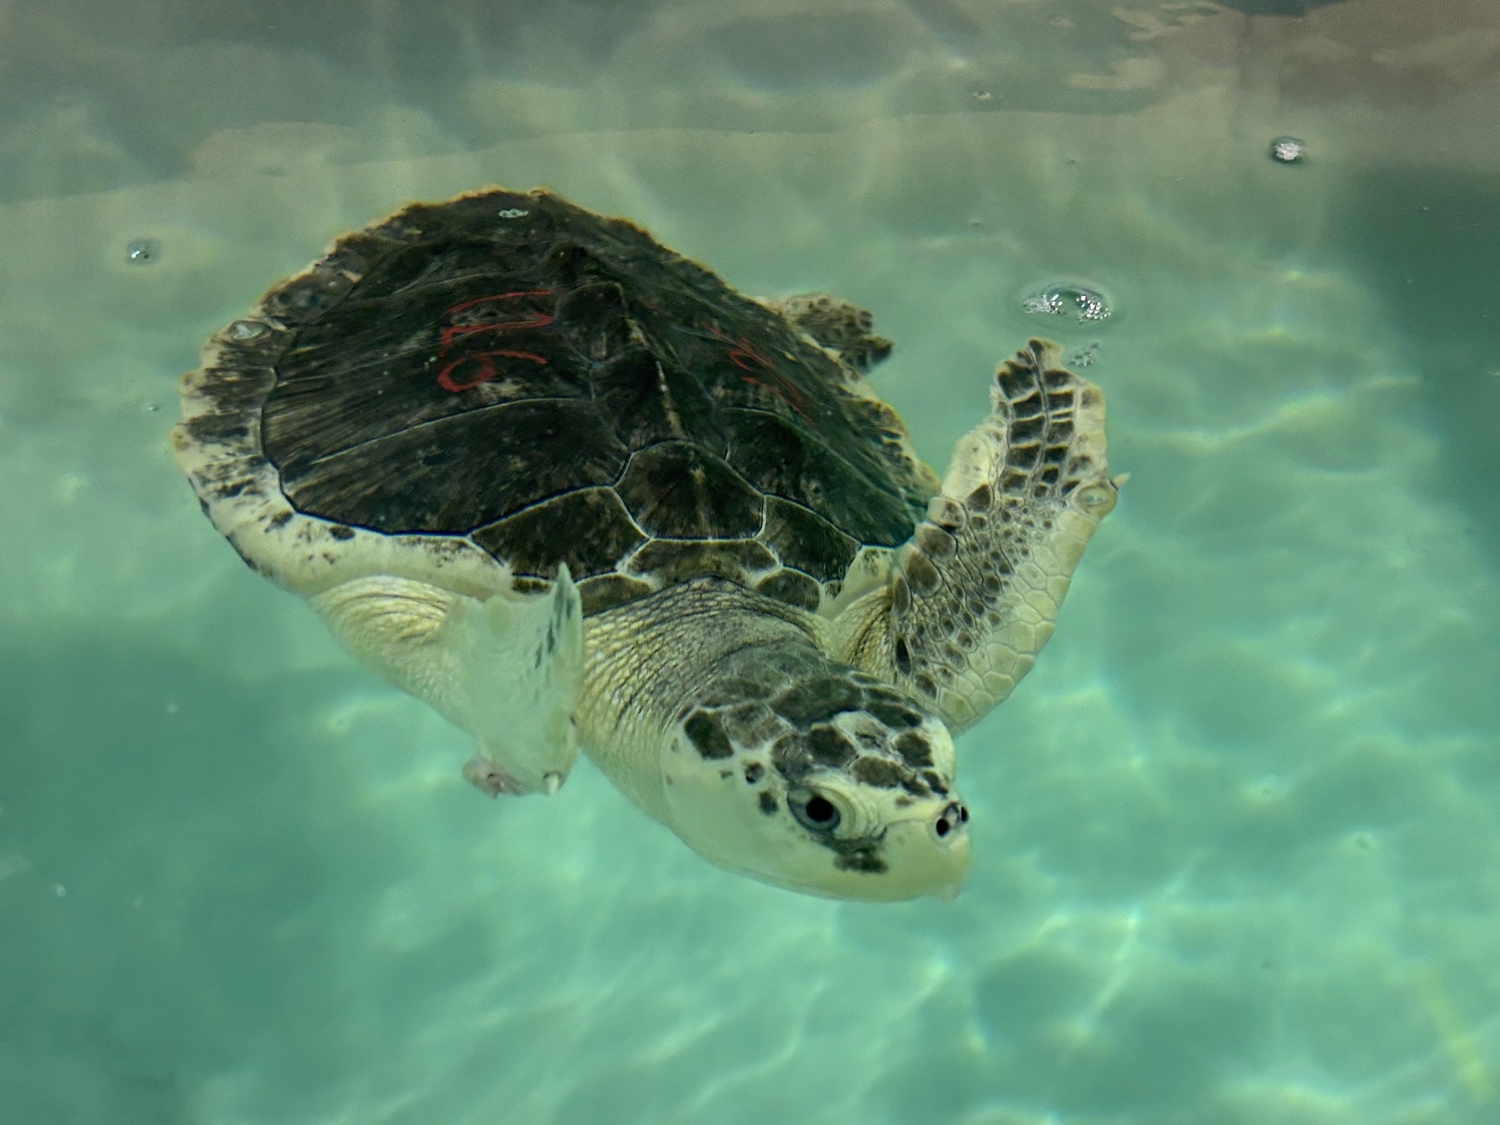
764,292,895,373
311,567,583,796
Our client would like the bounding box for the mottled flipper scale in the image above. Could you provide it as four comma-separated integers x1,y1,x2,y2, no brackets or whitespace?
841,339,1119,731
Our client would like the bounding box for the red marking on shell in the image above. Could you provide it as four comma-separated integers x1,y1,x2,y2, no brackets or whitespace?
435,290,554,393
704,321,814,422
437,349,548,392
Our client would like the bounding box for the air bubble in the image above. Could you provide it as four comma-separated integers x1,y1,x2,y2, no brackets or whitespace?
125,238,161,265
1269,136,1306,164
1068,342,1100,368
226,319,267,341
1020,282,1113,323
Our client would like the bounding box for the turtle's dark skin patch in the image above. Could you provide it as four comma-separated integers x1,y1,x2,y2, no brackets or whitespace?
898,775,931,798
773,676,863,725
865,694,924,730
758,790,778,815
807,725,857,767
684,710,733,760
893,732,934,767
833,847,888,875
921,770,949,797
721,703,780,748
852,756,905,788
213,479,251,500
697,677,776,708
771,733,813,782
893,637,913,675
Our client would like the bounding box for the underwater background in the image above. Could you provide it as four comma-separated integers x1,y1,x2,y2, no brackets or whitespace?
3,1,1499,1122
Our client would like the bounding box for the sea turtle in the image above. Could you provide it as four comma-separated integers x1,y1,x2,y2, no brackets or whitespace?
173,187,1119,901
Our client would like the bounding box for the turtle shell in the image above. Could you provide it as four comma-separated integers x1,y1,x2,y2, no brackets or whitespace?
178,188,936,616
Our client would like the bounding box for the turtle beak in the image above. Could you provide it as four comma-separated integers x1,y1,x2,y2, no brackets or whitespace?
929,862,967,901
882,811,971,901
927,831,971,900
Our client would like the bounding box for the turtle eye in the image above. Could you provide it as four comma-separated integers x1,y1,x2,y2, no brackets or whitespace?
788,787,842,833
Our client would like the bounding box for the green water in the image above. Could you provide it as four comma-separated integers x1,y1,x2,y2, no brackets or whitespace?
3,2,1499,1122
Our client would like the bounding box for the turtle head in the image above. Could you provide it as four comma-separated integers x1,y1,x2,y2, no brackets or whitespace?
660,650,970,901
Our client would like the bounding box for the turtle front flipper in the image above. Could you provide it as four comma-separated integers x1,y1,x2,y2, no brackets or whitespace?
310,568,584,796
836,339,1119,732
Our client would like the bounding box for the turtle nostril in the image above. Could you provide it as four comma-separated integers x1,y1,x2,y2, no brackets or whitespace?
933,802,967,841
